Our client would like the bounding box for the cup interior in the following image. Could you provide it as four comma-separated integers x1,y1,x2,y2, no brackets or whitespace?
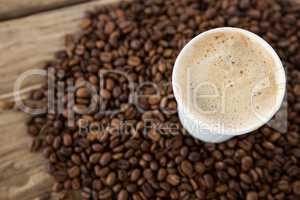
172,27,286,136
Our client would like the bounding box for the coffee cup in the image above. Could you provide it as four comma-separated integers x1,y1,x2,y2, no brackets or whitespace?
172,27,286,143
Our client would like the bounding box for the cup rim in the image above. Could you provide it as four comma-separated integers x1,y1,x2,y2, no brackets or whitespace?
172,27,286,136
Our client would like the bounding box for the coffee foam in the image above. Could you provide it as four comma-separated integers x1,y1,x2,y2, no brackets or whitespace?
175,31,280,132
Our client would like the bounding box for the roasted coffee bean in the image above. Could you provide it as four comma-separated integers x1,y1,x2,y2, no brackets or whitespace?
27,0,300,199
216,184,228,194
127,56,141,67
68,166,80,178
71,154,81,165
81,187,92,199
89,153,101,164
215,161,225,171
241,156,253,171
143,169,154,180
117,159,130,169
147,129,161,142
63,133,72,146
126,184,137,193
181,160,193,177
142,153,152,162
166,174,180,186
195,162,206,174
100,152,112,166
28,125,39,136
53,137,61,149
188,152,200,162
100,89,111,99
180,146,189,157
149,161,159,171
100,52,112,63
157,168,167,181
239,0,251,9
246,191,258,200
76,87,90,98
278,180,290,192
118,170,127,181
203,174,214,189
98,188,112,199
92,180,103,191
105,172,117,186
95,166,110,177
132,193,142,200
130,169,141,182
240,173,252,184
195,190,205,199
92,144,103,152
112,184,121,193
130,40,141,50
293,181,300,195
117,189,129,200
142,183,154,198
105,78,114,91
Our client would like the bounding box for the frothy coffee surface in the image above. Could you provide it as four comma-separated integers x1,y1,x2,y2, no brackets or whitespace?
175,31,280,132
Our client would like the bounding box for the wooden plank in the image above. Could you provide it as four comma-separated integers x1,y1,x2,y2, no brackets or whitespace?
0,0,120,199
0,111,53,200
0,0,119,98
0,0,91,21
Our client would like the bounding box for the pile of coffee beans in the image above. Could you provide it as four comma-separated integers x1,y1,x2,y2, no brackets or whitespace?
26,0,300,199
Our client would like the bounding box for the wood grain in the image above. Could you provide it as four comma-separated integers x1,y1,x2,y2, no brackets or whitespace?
0,0,119,199
0,111,53,200
0,0,119,98
0,0,91,21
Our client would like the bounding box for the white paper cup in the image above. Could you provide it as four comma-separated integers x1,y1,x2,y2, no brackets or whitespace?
172,27,286,143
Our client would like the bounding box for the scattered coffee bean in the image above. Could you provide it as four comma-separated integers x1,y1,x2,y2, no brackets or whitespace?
293,181,300,195
76,87,90,98
241,156,253,171
89,153,101,164
246,191,258,200
68,166,80,178
166,174,180,186
127,56,141,67
63,133,72,146
117,189,128,200
157,168,167,181
100,152,112,166
26,0,300,199
98,188,112,199
130,169,141,182
105,172,117,186
181,160,193,177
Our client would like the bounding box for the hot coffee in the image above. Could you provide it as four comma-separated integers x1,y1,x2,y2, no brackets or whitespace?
174,29,283,133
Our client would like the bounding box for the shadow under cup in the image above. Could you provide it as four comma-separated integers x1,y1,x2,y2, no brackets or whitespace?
172,27,286,143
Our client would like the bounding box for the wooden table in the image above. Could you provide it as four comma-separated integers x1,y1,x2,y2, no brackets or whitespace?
0,1,119,199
